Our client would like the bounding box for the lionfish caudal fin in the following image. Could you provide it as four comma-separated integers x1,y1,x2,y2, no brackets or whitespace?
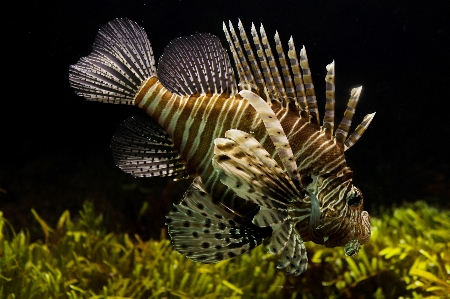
110,114,195,180
223,20,375,151
166,176,271,263
69,18,156,105
212,92,324,275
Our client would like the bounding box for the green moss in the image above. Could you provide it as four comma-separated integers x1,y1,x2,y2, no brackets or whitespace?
1,201,449,298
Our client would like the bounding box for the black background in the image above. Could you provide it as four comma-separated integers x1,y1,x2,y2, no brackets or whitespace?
1,0,449,238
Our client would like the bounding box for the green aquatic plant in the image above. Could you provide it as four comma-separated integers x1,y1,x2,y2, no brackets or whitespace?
0,201,449,298
0,202,284,299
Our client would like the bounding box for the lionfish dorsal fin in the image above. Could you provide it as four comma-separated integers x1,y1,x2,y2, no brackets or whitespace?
157,32,237,96
223,21,321,124
322,63,375,150
223,21,258,92
344,112,376,151
287,37,308,118
299,46,320,127
111,114,194,180
335,86,364,150
323,61,335,139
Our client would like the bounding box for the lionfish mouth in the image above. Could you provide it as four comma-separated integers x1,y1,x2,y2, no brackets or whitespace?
344,239,362,257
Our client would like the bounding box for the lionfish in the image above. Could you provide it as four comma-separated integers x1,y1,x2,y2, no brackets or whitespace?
69,18,375,275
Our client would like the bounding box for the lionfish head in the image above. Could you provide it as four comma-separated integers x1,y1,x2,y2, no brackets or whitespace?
315,173,371,257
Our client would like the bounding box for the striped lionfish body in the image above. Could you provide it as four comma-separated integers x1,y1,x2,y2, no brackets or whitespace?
69,18,375,275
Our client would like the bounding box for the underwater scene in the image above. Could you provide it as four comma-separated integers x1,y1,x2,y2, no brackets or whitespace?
1,1,449,298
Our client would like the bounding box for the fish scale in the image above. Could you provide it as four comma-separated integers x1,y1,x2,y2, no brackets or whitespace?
69,18,375,275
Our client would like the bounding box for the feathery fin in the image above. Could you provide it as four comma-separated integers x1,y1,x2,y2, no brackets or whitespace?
69,18,155,105
158,33,237,96
166,177,270,263
111,114,194,180
238,90,303,191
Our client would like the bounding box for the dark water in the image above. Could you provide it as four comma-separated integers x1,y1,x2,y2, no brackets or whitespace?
1,0,449,250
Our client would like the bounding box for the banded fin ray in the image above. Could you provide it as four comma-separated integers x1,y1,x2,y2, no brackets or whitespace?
158,33,237,96
111,114,194,180
166,177,271,263
239,90,303,191
69,18,155,105
212,132,298,210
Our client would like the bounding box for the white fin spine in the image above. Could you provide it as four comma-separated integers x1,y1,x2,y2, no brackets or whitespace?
259,24,288,105
223,22,247,89
237,20,265,93
344,112,376,151
299,46,319,126
274,31,296,106
335,86,362,148
323,61,336,138
228,21,257,90
287,37,308,118
250,23,278,103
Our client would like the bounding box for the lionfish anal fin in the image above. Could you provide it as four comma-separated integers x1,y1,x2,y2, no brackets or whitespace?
111,114,194,180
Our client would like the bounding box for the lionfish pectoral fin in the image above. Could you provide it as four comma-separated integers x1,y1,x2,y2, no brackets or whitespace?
111,114,194,180
158,32,237,97
212,129,301,209
239,90,304,193
166,177,270,263
69,18,155,105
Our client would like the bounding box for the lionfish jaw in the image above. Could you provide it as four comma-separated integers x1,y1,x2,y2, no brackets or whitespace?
344,239,362,257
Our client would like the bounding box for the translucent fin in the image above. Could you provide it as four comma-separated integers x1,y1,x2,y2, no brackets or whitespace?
69,18,155,105
344,112,376,151
238,90,303,191
253,206,289,227
335,86,362,148
267,221,292,254
278,233,308,276
299,46,319,127
212,132,299,209
158,33,237,96
323,61,335,138
166,177,270,263
111,114,194,180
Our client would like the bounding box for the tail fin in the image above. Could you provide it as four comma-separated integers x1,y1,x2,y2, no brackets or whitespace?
69,18,156,105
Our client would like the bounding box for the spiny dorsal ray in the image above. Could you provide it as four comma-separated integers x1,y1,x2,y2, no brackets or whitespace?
287,37,308,117
344,112,376,151
299,46,319,127
323,61,335,139
335,86,362,148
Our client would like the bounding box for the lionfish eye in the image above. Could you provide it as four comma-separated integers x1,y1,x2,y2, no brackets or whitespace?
347,188,362,208
348,194,361,207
